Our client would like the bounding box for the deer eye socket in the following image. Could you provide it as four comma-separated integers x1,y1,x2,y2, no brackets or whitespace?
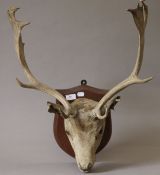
99,128,103,135
95,128,103,140
65,130,70,136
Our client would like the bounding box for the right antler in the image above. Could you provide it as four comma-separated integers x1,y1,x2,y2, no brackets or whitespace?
8,7,73,116
92,1,153,119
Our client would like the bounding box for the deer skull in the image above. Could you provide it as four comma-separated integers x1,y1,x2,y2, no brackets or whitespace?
8,0,152,173
64,99,105,172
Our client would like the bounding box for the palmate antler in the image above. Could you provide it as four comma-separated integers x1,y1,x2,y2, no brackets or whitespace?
8,1,152,120
93,0,153,119
8,7,73,117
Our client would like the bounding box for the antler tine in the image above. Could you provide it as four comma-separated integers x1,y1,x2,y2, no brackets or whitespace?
8,6,72,116
93,1,152,119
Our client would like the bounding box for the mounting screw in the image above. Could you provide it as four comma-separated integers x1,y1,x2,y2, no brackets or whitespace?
81,80,87,85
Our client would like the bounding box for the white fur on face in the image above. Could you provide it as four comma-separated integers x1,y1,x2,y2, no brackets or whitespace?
64,98,106,172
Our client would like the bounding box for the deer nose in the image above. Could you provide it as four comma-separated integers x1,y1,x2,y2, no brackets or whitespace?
79,163,93,173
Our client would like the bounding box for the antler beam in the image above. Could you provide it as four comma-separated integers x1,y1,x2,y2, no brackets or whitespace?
8,6,73,116
93,1,152,119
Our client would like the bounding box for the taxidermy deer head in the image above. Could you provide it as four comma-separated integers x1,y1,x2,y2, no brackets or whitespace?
8,0,152,172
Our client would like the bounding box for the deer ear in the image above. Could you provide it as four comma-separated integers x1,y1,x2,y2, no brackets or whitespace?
47,101,66,116
101,96,121,115
110,96,121,110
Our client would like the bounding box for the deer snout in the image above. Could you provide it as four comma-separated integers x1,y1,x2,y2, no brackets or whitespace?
75,148,95,172
79,162,93,173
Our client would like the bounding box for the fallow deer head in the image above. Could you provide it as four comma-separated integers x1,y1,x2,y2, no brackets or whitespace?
8,0,152,172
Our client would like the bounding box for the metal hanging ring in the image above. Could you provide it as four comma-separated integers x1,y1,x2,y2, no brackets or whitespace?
81,80,87,85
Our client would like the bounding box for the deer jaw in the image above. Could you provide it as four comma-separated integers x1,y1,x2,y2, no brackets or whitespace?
64,98,106,172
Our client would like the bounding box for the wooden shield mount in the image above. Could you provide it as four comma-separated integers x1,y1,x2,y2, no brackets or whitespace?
53,80,112,158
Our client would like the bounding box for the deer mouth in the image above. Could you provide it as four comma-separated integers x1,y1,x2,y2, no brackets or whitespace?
79,163,93,173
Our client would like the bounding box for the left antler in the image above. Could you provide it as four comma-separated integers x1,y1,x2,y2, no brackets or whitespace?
8,7,74,117
93,0,153,119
